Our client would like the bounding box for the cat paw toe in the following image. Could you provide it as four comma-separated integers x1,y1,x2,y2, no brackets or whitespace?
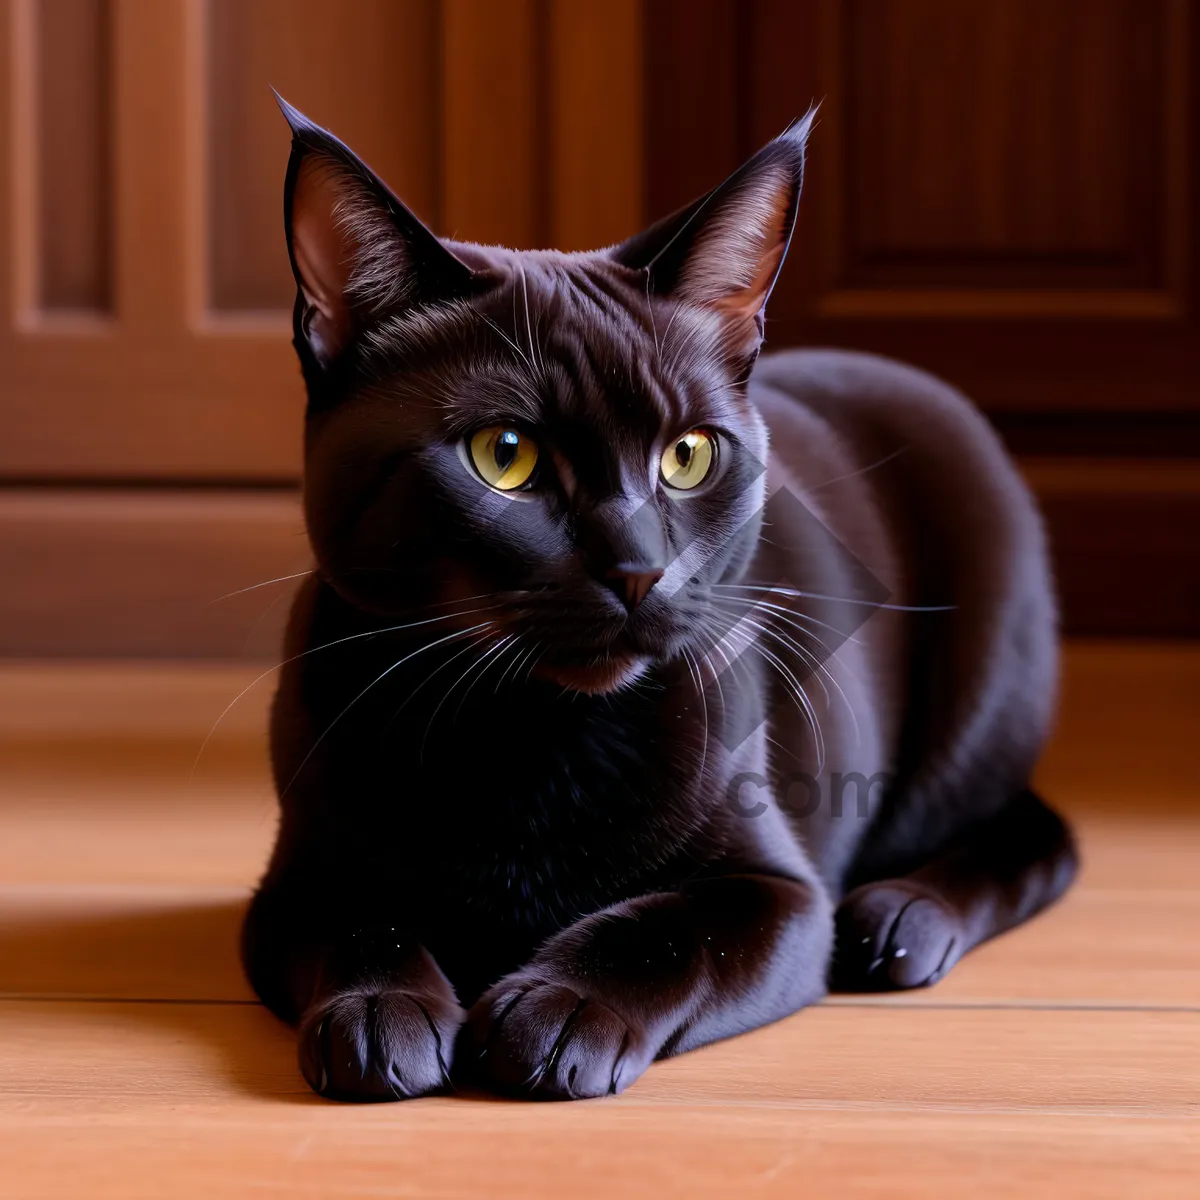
467,978,646,1099
299,986,463,1101
833,881,964,991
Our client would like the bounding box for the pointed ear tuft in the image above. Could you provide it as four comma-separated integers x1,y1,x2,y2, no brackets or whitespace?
276,95,475,367
272,89,311,137
611,106,817,361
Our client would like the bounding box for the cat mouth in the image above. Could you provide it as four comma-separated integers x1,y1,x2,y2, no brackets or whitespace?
533,645,650,695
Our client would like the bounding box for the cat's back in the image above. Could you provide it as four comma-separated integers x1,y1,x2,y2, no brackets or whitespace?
749,348,1036,528
747,347,1047,584
750,348,1008,476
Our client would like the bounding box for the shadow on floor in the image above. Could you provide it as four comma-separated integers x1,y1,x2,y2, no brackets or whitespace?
0,897,315,1100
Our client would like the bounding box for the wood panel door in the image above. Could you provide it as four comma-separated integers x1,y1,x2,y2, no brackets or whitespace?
647,0,1200,634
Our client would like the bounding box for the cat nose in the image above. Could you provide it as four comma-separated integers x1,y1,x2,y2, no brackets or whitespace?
603,563,664,611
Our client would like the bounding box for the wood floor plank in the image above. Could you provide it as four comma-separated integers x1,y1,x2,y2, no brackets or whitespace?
0,1110,1195,1200
3,1001,1196,1114
0,791,275,887
0,1002,1196,1198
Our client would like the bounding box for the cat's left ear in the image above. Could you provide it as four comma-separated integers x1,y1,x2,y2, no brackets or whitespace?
610,109,815,363
276,93,476,368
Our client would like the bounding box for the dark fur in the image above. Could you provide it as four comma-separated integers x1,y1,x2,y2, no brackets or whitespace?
242,99,1078,1101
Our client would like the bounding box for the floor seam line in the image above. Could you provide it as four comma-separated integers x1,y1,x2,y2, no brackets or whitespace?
2,995,1198,1014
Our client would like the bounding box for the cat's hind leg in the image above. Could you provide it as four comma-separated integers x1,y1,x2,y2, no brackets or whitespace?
831,788,1078,990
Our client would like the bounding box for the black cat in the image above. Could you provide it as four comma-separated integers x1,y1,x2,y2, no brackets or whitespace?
242,97,1077,1101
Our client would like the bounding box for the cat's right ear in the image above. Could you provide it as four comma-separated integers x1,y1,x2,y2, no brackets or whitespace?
609,110,815,366
277,94,475,367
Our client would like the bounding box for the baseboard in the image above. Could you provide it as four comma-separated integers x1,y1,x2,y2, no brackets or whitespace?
1021,459,1200,637
0,489,308,658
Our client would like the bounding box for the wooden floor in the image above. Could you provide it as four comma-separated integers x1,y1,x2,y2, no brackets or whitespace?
0,644,1197,1198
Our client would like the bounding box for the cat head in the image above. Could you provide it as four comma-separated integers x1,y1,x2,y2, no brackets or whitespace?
279,95,812,694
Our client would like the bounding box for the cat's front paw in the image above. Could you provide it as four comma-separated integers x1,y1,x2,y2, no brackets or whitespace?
299,985,463,1101
466,975,652,1099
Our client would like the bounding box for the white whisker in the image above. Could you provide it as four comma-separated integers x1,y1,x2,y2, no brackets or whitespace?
721,611,831,708
479,312,531,369
208,571,312,605
419,630,514,761
710,590,861,648
517,261,543,375
714,583,953,613
521,643,547,685
732,628,825,772
386,626,499,727
717,605,845,751
495,637,538,694
283,621,495,798
682,646,709,782
808,445,909,492
454,633,519,718
240,586,292,653
644,270,661,358
189,601,503,781
761,647,825,771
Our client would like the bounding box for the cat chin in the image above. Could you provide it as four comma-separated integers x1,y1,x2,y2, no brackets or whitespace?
536,654,651,695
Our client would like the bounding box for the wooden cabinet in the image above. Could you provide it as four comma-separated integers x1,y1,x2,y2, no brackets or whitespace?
0,0,1195,654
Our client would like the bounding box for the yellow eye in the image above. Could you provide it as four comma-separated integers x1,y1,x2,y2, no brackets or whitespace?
469,426,539,491
660,428,716,491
